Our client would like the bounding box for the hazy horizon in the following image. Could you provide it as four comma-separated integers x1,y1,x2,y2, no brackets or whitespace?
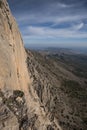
25,43,87,54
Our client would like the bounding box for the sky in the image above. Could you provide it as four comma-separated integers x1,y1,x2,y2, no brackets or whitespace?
7,0,87,48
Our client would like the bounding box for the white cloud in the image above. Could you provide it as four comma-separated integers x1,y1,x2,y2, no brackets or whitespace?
16,12,87,25
72,23,84,30
24,25,87,39
54,16,86,24
28,26,45,35
58,3,71,8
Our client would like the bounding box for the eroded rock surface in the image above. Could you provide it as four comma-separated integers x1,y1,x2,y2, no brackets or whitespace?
0,0,62,130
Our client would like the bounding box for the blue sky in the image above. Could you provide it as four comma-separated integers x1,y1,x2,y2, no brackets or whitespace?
7,0,87,48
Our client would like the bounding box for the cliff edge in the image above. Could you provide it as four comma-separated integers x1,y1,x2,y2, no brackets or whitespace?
0,0,62,130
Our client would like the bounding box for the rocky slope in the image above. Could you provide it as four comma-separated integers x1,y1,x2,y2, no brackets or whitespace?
26,50,87,130
0,0,62,130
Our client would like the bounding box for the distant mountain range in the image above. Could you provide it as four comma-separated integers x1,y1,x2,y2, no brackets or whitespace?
25,45,87,55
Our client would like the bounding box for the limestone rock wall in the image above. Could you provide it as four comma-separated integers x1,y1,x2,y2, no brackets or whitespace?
0,0,62,130
0,0,30,91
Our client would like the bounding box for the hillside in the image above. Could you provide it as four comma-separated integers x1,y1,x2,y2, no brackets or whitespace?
26,49,87,130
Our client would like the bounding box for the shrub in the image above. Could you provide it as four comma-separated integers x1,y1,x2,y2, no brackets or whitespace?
13,90,24,97
61,79,87,102
0,1,3,8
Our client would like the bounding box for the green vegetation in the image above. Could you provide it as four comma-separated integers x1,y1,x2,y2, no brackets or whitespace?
61,80,87,101
0,89,4,97
13,90,24,97
51,54,87,78
26,49,87,130
0,0,3,8
0,0,4,8
82,117,87,125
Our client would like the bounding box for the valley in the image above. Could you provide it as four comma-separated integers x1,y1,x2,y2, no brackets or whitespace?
26,48,87,130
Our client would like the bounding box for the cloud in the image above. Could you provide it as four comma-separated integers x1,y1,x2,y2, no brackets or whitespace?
9,0,87,25
58,3,68,8
72,23,84,30
8,0,87,46
23,24,87,39
28,26,45,35
76,23,84,30
16,13,87,27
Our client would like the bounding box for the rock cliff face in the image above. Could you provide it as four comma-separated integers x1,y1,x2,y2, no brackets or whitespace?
0,0,29,91
0,0,62,130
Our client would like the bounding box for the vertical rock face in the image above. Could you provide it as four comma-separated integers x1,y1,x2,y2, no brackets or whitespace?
0,0,62,130
0,0,29,91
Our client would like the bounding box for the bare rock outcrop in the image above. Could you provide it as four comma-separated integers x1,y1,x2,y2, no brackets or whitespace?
0,0,62,130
